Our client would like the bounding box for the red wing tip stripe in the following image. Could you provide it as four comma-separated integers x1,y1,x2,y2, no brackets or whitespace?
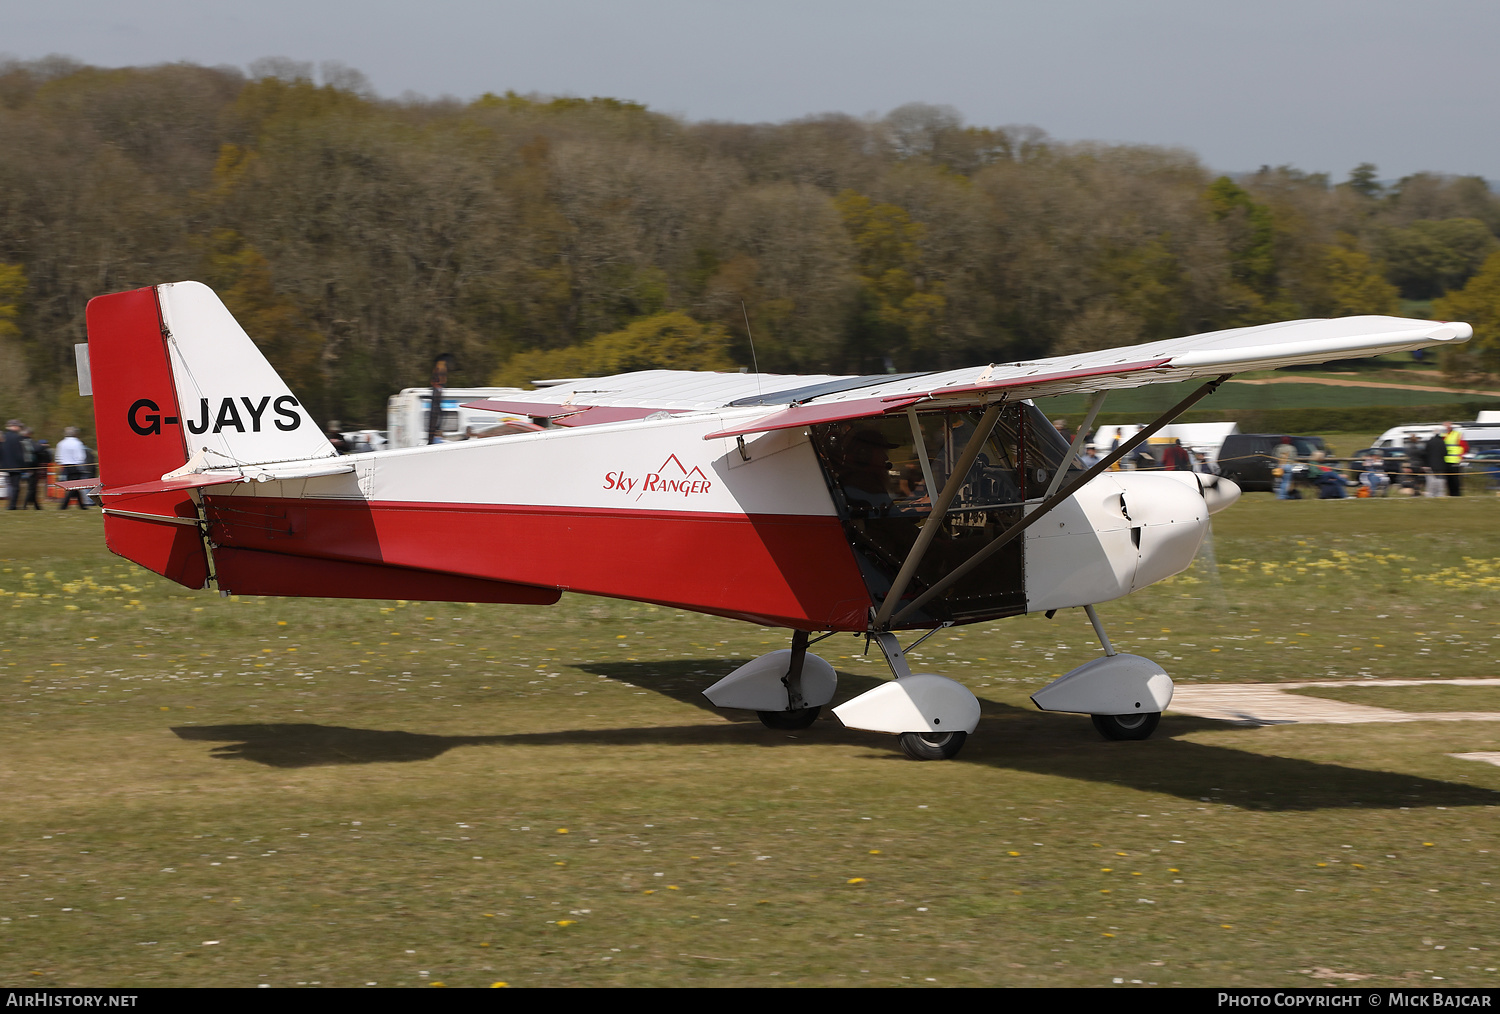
880,358,1175,402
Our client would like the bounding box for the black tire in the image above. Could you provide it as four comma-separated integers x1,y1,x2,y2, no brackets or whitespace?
898,730,967,760
1091,712,1161,741
757,706,820,730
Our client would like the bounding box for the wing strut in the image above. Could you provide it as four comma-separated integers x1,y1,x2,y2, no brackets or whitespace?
1043,390,1107,500
870,403,1003,630
883,374,1232,629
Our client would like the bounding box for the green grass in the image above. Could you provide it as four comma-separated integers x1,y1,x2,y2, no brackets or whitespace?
1287,686,1500,713
2,500,1499,987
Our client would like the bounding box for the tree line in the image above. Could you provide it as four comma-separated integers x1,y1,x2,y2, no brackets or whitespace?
2,57,1499,439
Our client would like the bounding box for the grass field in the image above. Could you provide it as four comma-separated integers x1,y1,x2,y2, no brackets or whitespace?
2,498,1499,988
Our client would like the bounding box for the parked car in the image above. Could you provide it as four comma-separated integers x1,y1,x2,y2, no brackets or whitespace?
1343,446,1410,480
1214,434,1326,492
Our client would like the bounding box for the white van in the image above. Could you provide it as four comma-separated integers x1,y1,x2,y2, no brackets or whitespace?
385,387,530,448
1372,423,1446,449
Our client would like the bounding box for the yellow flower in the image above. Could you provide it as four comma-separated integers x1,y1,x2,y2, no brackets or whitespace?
557,828,569,834
846,878,867,885
556,920,575,927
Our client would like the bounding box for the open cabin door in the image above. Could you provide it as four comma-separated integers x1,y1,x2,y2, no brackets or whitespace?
810,402,1083,627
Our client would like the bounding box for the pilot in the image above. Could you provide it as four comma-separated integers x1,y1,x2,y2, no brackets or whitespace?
841,428,900,510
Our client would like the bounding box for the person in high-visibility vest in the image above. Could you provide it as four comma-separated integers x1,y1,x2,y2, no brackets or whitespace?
1443,422,1467,498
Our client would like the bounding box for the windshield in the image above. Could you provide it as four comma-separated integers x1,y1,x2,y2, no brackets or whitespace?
811,403,1083,518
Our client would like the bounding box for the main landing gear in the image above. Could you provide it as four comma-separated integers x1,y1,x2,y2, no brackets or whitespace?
702,628,982,759
702,630,838,729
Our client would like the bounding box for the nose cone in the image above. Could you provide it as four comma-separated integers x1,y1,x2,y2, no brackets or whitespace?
1199,474,1240,514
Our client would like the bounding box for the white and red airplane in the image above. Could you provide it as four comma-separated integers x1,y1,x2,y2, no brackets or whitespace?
72,282,1470,759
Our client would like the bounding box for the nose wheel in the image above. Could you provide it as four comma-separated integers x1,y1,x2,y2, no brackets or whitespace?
1091,712,1160,741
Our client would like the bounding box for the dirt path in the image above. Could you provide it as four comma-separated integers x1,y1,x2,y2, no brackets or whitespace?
1168,677,1500,725
1227,375,1500,397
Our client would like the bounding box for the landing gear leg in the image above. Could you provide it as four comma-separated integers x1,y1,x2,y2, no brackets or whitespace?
757,630,821,730
838,630,977,761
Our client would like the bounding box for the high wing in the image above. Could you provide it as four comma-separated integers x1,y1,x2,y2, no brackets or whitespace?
455,315,1468,440
706,315,1471,439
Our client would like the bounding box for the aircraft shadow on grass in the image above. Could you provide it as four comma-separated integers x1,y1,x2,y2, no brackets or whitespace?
171,659,1500,812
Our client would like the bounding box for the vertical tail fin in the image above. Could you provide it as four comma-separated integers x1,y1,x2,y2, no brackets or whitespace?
85,281,331,588
156,281,333,469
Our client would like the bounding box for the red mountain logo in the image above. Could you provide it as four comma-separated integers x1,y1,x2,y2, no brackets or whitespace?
655,454,708,480
602,453,714,500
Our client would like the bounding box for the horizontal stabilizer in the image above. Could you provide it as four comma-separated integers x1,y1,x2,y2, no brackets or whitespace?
460,399,682,427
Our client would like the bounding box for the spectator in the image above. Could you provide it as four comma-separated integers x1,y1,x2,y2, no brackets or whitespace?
1359,451,1390,497
1442,422,1466,498
19,428,45,510
56,426,92,510
1161,438,1192,471
1274,436,1297,499
1308,452,1349,499
1,419,25,510
1424,431,1448,497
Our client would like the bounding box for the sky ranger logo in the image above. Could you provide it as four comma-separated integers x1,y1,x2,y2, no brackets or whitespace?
603,454,714,500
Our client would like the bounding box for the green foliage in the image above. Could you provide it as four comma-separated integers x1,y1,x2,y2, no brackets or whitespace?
1377,218,1497,300
1433,250,1500,378
491,311,737,388
1204,176,1282,324
835,190,947,366
1098,236,1184,338
0,262,30,423
0,260,22,342
1293,244,1400,318
1205,176,1276,293
196,228,327,418
1342,162,1384,199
